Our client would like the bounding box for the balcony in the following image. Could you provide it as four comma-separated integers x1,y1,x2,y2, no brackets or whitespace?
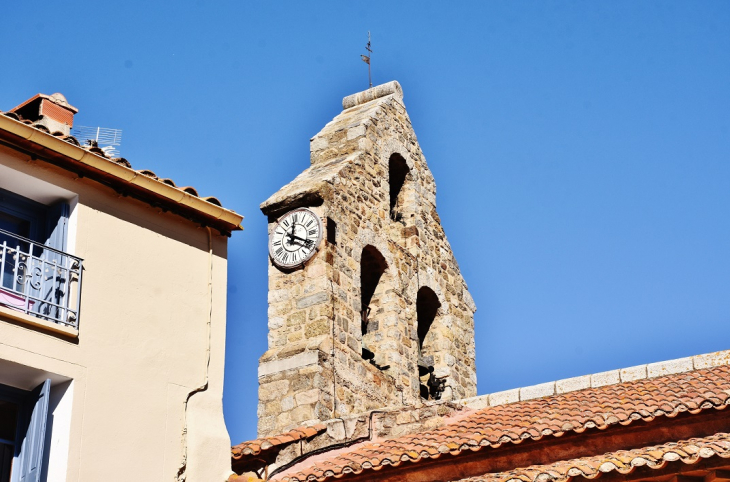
0,228,82,329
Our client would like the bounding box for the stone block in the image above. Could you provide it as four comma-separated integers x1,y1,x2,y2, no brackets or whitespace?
620,365,647,382
693,350,730,369
268,289,290,304
276,411,292,427
287,311,305,327
591,370,620,388
347,125,366,140
305,319,329,338
310,136,328,151
421,416,445,430
268,317,285,330
281,396,296,412
444,354,456,367
461,395,490,410
489,388,519,406
433,367,450,378
520,382,555,401
314,402,332,421
291,375,313,392
647,357,693,378
259,379,290,402
258,415,276,435
290,404,314,422
295,389,320,406
395,411,417,425
296,292,329,309
258,351,319,378
556,375,591,394
327,421,347,440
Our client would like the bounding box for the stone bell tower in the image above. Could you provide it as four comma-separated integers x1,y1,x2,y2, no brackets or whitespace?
257,81,477,437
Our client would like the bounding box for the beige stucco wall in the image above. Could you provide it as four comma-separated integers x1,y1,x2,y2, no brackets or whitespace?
0,144,232,481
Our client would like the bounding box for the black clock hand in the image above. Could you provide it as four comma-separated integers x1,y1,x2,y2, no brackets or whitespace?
288,233,314,247
285,223,296,245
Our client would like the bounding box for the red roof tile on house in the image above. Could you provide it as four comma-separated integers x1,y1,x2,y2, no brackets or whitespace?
457,432,730,482
232,424,327,459
273,364,730,482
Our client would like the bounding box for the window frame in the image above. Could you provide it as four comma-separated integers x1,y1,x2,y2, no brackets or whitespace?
0,188,48,245
0,380,51,482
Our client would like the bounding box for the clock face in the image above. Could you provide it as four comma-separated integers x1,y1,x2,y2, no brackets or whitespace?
269,208,323,268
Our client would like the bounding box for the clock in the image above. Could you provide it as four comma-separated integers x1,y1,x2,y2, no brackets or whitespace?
269,208,323,268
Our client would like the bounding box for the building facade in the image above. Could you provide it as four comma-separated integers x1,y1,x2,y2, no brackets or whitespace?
0,93,243,482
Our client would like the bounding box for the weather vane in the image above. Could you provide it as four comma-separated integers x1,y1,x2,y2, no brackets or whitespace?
361,31,372,88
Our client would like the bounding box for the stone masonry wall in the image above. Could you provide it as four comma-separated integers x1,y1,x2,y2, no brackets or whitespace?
258,81,477,437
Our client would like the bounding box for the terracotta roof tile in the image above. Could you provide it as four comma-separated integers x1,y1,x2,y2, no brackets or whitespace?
276,365,730,482
180,186,199,196
232,424,327,459
458,432,730,482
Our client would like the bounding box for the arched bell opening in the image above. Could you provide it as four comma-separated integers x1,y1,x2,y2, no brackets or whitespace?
388,153,410,223
360,245,388,368
416,286,443,400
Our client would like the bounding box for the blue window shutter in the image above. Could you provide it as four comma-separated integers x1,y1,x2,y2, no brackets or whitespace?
15,379,50,482
38,203,69,319
45,202,69,252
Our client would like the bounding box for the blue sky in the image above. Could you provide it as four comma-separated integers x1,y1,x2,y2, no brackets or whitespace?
3,2,729,445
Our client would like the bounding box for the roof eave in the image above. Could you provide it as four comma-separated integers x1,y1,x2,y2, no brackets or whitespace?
0,114,243,234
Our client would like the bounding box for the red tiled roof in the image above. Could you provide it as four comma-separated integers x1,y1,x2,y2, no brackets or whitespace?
458,432,730,482
232,424,327,460
276,365,730,482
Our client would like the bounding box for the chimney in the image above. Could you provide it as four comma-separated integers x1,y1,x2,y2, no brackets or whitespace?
10,93,78,136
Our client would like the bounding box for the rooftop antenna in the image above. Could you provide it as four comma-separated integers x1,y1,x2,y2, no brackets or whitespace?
360,31,373,88
73,125,123,158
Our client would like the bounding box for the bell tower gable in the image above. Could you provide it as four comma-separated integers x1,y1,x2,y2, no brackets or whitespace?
257,81,477,438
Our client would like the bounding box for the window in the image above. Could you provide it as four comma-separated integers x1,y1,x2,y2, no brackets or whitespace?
0,380,51,482
326,218,337,246
388,154,409,222
360,246,388,366
0,187,78,327
0,189,48,298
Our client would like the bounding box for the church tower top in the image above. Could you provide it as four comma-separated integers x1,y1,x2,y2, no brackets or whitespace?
341,80,403,110
257,81,477,438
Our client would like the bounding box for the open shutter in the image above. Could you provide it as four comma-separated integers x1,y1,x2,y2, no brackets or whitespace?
45,202,69,252
15,379,50,482
38,203,70,320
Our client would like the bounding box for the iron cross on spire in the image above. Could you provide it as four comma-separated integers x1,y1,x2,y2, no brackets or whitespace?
360,31,373,88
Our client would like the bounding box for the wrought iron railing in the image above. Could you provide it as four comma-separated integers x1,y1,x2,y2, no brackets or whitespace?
0,228,82,329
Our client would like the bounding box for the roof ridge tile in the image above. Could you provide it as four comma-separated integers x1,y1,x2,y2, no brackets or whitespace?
461,349,730,410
